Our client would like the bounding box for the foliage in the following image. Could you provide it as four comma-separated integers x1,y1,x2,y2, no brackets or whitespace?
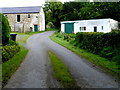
74,31,120,63
48,51,78,88
44,1,63,28
7,40,18,46
2,45,20,63
0,13,10,46
46,22,54,28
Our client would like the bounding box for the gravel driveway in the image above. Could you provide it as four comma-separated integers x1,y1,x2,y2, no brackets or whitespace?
4,31,119,88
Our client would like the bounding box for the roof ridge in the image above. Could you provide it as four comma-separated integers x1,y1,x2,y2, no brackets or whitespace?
1,6,42,14
1,6,41,9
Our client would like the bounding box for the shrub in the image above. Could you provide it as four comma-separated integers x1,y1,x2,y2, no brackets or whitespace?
7,40,18,46
112,54,120,64
73,31,120,64
0,13,10,46
2,45,20,63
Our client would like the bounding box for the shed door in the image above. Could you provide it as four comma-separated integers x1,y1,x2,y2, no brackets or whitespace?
94,26,97,32
64,23,74,33
34,25,38,32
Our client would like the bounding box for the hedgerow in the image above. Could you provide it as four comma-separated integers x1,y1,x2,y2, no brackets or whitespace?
75,31,120,62
2,44,20,63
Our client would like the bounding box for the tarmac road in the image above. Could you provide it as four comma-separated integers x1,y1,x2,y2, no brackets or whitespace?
4,31,119,88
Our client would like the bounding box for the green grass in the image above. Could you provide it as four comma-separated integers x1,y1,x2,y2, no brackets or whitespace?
2,31,46,87
50,33,120,79
48,51,78,88
10,31,45,35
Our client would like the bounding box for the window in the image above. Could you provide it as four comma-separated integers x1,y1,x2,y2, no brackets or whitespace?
17,15,20,22
102,26,103,30
28,14,30,18
84,27,86,31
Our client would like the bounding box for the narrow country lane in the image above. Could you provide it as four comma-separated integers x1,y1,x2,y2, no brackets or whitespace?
5,31,119,88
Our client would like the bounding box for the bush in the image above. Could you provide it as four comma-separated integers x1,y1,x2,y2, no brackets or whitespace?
7,40,18,46
112,55,120,64
2,45,20,63
0,13,10,46
73,31,120,64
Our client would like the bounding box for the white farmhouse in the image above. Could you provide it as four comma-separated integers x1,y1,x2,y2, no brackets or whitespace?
61,18,118,33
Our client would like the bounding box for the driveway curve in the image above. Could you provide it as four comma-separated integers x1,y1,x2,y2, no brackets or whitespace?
5,31,119,88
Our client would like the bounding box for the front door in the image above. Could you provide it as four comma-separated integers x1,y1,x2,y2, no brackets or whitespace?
94,26,97,32
34,25,38,32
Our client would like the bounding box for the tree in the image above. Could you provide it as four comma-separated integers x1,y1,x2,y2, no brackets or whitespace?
44,1,63,28
0,13,10,46
60,2,85,21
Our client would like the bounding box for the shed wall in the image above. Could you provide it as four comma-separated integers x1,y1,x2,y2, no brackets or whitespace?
74,20,111,33
61,19,118,33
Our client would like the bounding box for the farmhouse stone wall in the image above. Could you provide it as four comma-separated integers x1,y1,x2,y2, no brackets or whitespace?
4,8,45,32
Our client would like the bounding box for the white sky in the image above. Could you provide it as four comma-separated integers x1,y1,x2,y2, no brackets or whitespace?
0,0,73,8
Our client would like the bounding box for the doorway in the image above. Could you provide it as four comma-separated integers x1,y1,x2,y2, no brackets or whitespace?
34,25,38,32
94,26,97,32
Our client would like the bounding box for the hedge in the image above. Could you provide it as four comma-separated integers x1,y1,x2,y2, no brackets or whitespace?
74,31,120,63
2,45,20,63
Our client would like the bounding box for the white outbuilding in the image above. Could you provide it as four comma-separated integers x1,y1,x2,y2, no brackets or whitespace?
61,18,118,33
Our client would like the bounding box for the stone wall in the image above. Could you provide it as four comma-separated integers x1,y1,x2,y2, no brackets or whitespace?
4,11,45,32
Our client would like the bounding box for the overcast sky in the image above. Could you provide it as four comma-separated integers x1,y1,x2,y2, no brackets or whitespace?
0,0,73,8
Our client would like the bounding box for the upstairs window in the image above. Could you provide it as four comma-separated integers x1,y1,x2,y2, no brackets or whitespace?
28,14,30,18
17,15,20,22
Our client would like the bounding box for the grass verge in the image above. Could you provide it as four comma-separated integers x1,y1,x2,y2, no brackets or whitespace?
48,51,78,88
50,33,120,79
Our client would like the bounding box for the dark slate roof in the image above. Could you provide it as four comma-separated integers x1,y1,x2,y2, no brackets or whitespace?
1,6,42,14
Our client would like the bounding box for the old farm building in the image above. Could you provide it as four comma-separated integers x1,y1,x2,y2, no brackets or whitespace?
61,18,118,33
1,6,45,32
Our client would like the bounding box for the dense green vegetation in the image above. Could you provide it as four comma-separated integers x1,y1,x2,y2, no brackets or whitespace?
50,32,120,79
2,47,28,87
74,31,120,64
0,13,10,46
2,44,20,63
48,51,78,88
44,1,120,28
